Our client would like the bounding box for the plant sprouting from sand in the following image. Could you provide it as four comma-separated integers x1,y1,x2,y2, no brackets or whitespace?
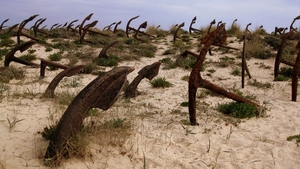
150,77,172,88
7,116,24,132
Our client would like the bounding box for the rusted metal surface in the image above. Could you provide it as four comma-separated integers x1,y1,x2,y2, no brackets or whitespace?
242,23,252,88
43,65,84,98
44,66,134,163
274,15,300,79
126,15,140,38
98,40,120,58
292,40,300,101
0,18,9,30
17,14,40,44
133,21,148,40
79,20,98,44
188,23,261,126
103,22,116,31
40,59,69,77
125,15,154,39
231,19,237,28
67,19,78,31
4,40,39,67
113,21,122,33
79,13,93,36
173,22,184,42
33,18,49,37
125,61,161,98
189,16,201,34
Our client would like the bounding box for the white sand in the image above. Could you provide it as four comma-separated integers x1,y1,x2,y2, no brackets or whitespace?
0,35,300,169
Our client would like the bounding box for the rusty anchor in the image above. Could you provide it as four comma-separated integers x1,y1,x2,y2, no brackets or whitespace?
103,22,116,31
189,16,201,34
0,18,9,30
79,13,93,36
50,23,59,30
44,66,134,164
188,23,262,126
98,40,120,59
40,59,70,77
4,40,39,67
125,15,155,39
274,15,300,79
274,27,288,35
17,14,40,44
79,20,98,44
173,22,184,42
113,21,122,33
292,40,300,101
66,19,79,32
33,18,49,37
125,61,161,98
241,23,252,88
43,65,84,98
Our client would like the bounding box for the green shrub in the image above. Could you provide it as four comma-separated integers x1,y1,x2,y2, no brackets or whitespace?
0,33,14,46
0,48,9,60
217,102,258,118
150,77,172,88
231,67,241,76
95,54,120,67
48,52,63,61
247,79,273,88
0,67,25,83
20,54,36,62
264,35,281,50
103,118,130,129
287,134,300,146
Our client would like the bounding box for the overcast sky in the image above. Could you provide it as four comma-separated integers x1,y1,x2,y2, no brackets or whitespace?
1,0,300,33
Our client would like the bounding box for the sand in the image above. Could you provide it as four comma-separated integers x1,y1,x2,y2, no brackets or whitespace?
0,35,300,169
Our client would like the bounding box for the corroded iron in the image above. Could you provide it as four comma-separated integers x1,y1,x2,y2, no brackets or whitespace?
79,13,93,36
189,16,201,34
125,61,161,98
40,59,69,77
17,14,40,44
274,15,300,79
188,23,261,126
207,19,216,34
79,20,98,44
173,22,184,42
125,15,154,39
292,40,300,101
50,23,59,30
98,40,120,58
126,15,140,38
113,21,122,33
44,66,134,163
43,65,84,98
0,18,9,30
133,21,148,40
242,23,252,88
33,18,49,37
67,19,79,31
103,22,116,31
231,19,238,28
4,40,39,67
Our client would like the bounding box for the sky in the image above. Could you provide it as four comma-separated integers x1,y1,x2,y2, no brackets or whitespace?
0,0,300,33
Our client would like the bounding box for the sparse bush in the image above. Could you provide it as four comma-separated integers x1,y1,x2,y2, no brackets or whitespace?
231,67,241,76
217,102,258,118
48,52,63,61
247,79,273,88
0,67,25,83
95,54,120,67
20,54,36,62
150,77,172,88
